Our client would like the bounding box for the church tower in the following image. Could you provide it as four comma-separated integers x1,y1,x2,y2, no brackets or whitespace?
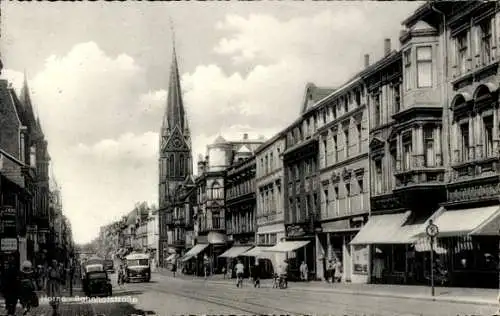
158,35,192,265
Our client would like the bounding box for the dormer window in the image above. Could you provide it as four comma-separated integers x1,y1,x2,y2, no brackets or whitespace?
416,46,432,88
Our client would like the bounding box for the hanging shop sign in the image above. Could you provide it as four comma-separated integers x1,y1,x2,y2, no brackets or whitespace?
1,238,18,252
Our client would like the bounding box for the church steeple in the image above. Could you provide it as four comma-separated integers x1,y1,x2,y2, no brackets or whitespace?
162,28,187,136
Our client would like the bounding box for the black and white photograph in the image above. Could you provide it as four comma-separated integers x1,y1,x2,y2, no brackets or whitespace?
0,1,499,315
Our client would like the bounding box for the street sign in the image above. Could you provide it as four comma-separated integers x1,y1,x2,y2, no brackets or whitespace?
1,238,17,251
426,221,439,238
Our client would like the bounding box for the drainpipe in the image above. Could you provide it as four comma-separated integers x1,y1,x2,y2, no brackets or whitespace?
429,4,450,176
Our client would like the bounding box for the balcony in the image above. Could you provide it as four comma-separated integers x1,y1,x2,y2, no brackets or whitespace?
199,218,225,233
451,145,500,183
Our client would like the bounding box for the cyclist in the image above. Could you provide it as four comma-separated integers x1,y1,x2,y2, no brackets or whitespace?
235,260,244,288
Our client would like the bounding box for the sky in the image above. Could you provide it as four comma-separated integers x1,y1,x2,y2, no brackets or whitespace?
1,1,423,244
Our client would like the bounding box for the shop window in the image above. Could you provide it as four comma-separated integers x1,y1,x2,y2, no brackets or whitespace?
416,46,432,88
483,115,493,157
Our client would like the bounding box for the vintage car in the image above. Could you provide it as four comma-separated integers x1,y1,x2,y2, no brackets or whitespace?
83,270,112,297
124,253,151,282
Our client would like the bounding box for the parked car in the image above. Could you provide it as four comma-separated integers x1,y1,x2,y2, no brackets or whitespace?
124,253,151,282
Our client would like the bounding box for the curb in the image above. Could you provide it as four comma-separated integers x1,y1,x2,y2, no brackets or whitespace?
156,274,498,307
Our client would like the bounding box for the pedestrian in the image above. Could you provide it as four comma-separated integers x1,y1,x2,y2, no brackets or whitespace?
47,260,62,316
334,260,342,283
2,255,20,316
251,261,261,288
171,258,177,278
299,261,308,282
372,254,384,284
19,260,39,316
235,260,244,288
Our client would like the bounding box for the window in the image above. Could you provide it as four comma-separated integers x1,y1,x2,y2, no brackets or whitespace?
403,134,412,170
295,197,301,222
404,49,411,91
323,189,329,205
343,96,348,113
460,122,470,161
357,178,364,194
323,139,328,167
334,186,340,216
345,182,351,197
424,127,435,167
416,46,432,88
356,123,362,153
19,133,25,162
270,233,277,245
483,116,493,157
480,20,492,65
457,32,468,74
265,155,268,173
355,90,361,106
374,159,383,195
258,234,265,245
322,109,327,124
333,134,338,162
374,94,381,127
344,128,350,158
179,154,185,177
389,141,398,186
393,83,401,113
30,146,36,168
270,152,274,170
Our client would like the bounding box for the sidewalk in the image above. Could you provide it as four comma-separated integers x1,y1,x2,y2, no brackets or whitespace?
155,268,499,306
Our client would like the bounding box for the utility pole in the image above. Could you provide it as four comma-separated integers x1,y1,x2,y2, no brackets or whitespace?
426,220,439,297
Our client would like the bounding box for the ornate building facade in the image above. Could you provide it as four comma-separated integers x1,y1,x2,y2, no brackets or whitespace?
315,70,370,283
158,43,193,267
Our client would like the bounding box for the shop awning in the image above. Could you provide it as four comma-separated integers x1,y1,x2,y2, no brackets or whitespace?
218,246,253,258
414,205,500,238
181,244,209,262
262,240,310,253
350,211,412,245
240,246,270,257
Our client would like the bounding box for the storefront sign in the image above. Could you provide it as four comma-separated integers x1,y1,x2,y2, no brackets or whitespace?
352,245,369,275
1,238,17,251
448,183,500,202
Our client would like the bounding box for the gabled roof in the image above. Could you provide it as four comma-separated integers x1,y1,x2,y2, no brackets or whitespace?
237,145,251,153
300,83,337,114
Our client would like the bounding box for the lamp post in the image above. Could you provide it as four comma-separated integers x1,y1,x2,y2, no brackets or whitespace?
426,219,439,297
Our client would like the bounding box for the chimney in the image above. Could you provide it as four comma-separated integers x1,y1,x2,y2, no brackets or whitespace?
384,38,391,56
364,54,370,68
243,133,248,140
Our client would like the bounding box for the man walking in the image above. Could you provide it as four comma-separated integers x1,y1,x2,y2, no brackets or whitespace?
300,261,308,282
235,260,244,288
251,261,261,288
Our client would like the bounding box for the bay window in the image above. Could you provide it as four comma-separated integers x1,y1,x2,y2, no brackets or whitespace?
416,46,432,88
404,49,411,91
424,127,435,167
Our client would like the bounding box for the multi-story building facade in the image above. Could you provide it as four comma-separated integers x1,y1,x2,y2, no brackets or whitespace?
221,153,256,275
147,206,159,264
348,1,499,288
158,43,193,267
279,84,336,280
314,70,370,283
399,1,500,288
189,134,263,275
251,132,286,277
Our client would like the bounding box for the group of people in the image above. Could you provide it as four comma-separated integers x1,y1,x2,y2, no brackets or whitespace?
1,256,68,316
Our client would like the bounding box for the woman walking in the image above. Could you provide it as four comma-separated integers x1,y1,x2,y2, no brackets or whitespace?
19,260,38,316
47,260,62,316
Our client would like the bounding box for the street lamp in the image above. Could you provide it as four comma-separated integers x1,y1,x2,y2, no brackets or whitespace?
426,219,439,297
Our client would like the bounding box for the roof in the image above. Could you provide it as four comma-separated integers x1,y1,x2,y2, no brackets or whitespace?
237,145,251,153
213,135,226,144
301,83,337,114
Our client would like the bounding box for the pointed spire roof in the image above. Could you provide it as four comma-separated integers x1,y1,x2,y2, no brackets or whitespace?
162,25,187,133
19,71,37,129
